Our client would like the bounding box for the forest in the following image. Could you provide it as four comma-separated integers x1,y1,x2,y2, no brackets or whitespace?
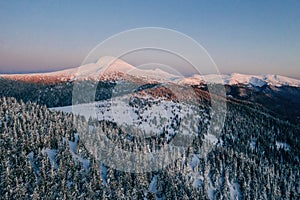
0,96,299,199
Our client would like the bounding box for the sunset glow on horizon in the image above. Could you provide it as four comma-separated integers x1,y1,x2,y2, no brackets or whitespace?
0,0,300,78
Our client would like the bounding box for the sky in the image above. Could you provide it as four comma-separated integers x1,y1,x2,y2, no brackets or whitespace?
0,0,299,78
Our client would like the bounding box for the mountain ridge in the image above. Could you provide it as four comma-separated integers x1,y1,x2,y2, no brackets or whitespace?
1,56,300,87
180,73,300,87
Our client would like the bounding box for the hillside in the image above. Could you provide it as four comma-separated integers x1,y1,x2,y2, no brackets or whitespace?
0,95,299,199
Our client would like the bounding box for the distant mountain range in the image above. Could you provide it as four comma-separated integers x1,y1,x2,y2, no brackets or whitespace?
1,56,299,88
180,73,300,87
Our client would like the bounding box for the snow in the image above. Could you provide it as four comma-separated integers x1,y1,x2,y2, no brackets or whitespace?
54,94,207,139
192,175,204,188
204,133,218,145
42,148,58,169
1,56,179,82
55,103,98,121
149,175,158,193
28,152,39,174
28,149,58,172
180,73,300,87
207,181,216,200
227,180,241,200
275,141,291,151
188,154,205,188
264,74,300,87
249,139,257,151
100,164,108,185
68,133,79,153
64,133,91,171
190,154,200,171
179,74,224,85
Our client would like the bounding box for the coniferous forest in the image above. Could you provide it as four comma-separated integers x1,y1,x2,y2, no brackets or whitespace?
0,95,299,199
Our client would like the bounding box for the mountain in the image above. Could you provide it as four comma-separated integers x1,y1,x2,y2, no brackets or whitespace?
0,56,179,83
2,57,299,88
180,73,300,87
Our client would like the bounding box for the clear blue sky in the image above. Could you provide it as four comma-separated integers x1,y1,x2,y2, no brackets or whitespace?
0,0,299,78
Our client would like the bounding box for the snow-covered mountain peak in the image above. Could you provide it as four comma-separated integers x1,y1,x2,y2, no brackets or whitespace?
95,56,136,73
225,73,300,87
0,56,179,83
76,56,180,81
261,74,299,87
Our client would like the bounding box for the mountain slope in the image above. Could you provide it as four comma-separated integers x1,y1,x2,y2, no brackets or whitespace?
1,95,300,199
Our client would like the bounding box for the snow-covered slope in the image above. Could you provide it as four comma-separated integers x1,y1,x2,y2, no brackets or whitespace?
180,73,300,87
54,94,209,142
